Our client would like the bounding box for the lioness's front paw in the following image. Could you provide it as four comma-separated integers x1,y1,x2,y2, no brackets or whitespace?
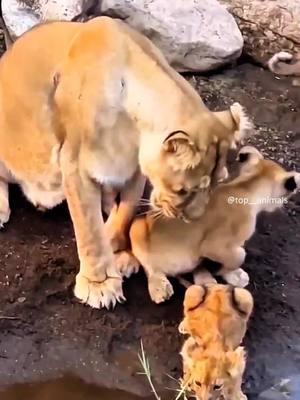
148,275,174,304
222,268,249,288
115,251,140,279
74,273,125,309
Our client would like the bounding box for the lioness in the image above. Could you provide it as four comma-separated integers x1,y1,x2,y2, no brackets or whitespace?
268,51,300,86
0,13,252,309
129,146,300,303
179,284,253,400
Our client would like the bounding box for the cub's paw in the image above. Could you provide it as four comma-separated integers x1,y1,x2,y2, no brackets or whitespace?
105,223,128,253
115,251,140,279
178,319,188,335
148,274,174,304
0,206,10,228
222,268,249,288
74,273,125,309
193,269,217,286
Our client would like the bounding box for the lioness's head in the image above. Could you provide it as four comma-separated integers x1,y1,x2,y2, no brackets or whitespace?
237,146,300,212
183,342,246,400
139,103,253,221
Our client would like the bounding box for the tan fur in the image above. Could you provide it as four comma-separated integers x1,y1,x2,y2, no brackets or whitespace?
179,284,253,400
0,16,252,309
268,51,300,86
129,146,300,303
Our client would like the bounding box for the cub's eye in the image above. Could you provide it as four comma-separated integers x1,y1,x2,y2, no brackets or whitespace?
176,188,188,196
195,381,202,387
213,384,223,391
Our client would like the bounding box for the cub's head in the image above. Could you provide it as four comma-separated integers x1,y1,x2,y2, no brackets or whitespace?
140,103,253,221
179,284,253,350
237,146,300,212
182,340,246,400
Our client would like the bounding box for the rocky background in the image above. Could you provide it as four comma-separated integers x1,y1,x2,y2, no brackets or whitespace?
3,0,300,71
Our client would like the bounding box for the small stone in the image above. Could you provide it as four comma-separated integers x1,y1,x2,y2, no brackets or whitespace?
17,296,26,303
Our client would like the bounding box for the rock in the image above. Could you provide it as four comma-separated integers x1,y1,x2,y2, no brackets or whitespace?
2,0,243,72
258,388,286,400
2,0,39,40
2,0,82,39
101,0,244,72
258,376,300,400
219,0,300,65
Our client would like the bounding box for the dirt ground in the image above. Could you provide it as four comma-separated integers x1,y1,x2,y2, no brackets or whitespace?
0,63,300,400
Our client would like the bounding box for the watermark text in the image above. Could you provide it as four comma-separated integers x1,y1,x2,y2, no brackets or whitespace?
227,196,288,206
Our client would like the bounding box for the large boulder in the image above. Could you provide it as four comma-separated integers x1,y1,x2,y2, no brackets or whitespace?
220,0,300,65
2,0,243,72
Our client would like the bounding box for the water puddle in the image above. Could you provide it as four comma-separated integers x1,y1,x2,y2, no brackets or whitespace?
0,375,154,400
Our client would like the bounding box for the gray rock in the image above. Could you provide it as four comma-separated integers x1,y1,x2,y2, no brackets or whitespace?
258,388,287,400
259,376,300,400
2,0,243,72
220,0,300,65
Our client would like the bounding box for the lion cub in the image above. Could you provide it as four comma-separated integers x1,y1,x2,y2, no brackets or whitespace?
129,146,300,304
179,284,253,400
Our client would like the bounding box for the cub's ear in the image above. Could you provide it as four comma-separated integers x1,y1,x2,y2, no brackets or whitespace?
232,288,254,319
184,285,207,314
237,146,263,164
284,173,300,192
162,131,201,169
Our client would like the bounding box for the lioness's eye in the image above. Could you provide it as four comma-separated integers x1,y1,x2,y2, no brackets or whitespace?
176,188,188,196
213,384,222,390
195,381,202,387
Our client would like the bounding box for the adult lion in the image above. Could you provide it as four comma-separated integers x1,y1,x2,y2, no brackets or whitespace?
0,14,252,309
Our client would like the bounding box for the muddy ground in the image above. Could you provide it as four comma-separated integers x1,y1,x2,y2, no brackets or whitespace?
0,63,299,400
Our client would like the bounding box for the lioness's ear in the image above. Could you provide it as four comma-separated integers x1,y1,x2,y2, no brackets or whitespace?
184,285,207,313
163,131,201,169
213,103,254,148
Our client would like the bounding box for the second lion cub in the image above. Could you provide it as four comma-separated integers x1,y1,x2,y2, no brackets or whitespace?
129,146,300,303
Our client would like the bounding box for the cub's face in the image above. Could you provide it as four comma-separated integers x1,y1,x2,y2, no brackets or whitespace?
140,131,229,221
237,146,300,212
183,345,246,400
